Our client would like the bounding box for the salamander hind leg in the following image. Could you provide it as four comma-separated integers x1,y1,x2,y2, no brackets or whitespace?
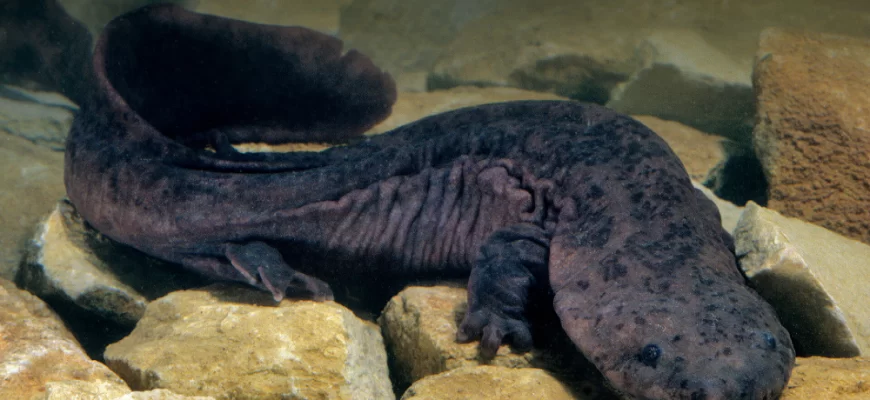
457,224,550,359
225,241,334,302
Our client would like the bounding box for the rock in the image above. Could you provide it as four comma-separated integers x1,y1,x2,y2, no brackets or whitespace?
0,278,127,399
114,390,216,400
41,380,130,400
693,182,743,234
632,115,728,183
781,357,870,400
379,286,533,383
0,131,65,280
344,0,870,133
753,28,870,245
18,199,204,328
400,366,576,400
379,286,613,396
733,202,870,357
193,0,347,34
233,141,332,154
104,284,393,400
427,2,639,101
42,380,215,400
608,30,755,142
19,199,150,325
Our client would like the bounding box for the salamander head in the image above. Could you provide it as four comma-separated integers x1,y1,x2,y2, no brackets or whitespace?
556,273,795,400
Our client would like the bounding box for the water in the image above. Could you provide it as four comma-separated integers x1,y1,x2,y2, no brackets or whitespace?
2,1,869,399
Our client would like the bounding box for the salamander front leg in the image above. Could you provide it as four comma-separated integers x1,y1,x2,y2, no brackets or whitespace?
225,241,334,302
457,223,550,359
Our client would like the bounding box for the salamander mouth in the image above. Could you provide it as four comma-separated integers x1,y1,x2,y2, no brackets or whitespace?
595,342,790,400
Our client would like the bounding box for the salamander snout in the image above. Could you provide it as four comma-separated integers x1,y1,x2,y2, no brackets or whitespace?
673,364,788,400
605,325,794,400
585,280,796,400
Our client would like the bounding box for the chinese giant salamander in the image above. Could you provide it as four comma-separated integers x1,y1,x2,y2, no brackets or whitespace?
64,5,795,399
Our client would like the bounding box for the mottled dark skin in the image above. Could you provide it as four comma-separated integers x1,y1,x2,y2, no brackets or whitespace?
64,5,795,400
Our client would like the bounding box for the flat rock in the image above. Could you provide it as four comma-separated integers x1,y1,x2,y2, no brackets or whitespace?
379,286,613,397
400,366,576,400
781,357,870,400
104,284,393,400
17,199,203,327
753,28,870,245
0,131,65,280
734,202,870,357
0,278,127,399
608,30,754,141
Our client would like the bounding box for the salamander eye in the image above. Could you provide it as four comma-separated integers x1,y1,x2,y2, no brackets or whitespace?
639,344,662,368
762,332,777,350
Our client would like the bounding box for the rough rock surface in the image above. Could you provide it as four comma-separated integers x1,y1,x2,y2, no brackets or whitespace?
42,380,215,400
734,202,870,357
0,131,65,280
42,380,130,400
753,28,870,245
17,199,203,327
379,286,535,383
781,357,870,400
379,286,614,397
400,366,577,400
0,278,127,399
104,285,393,400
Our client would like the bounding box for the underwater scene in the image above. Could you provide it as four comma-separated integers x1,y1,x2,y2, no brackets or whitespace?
1,0,869,399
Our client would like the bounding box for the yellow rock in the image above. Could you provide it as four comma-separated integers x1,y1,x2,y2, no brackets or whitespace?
781,357,870,400
104,284,393,400
0,279,127,399
401,366,575,400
